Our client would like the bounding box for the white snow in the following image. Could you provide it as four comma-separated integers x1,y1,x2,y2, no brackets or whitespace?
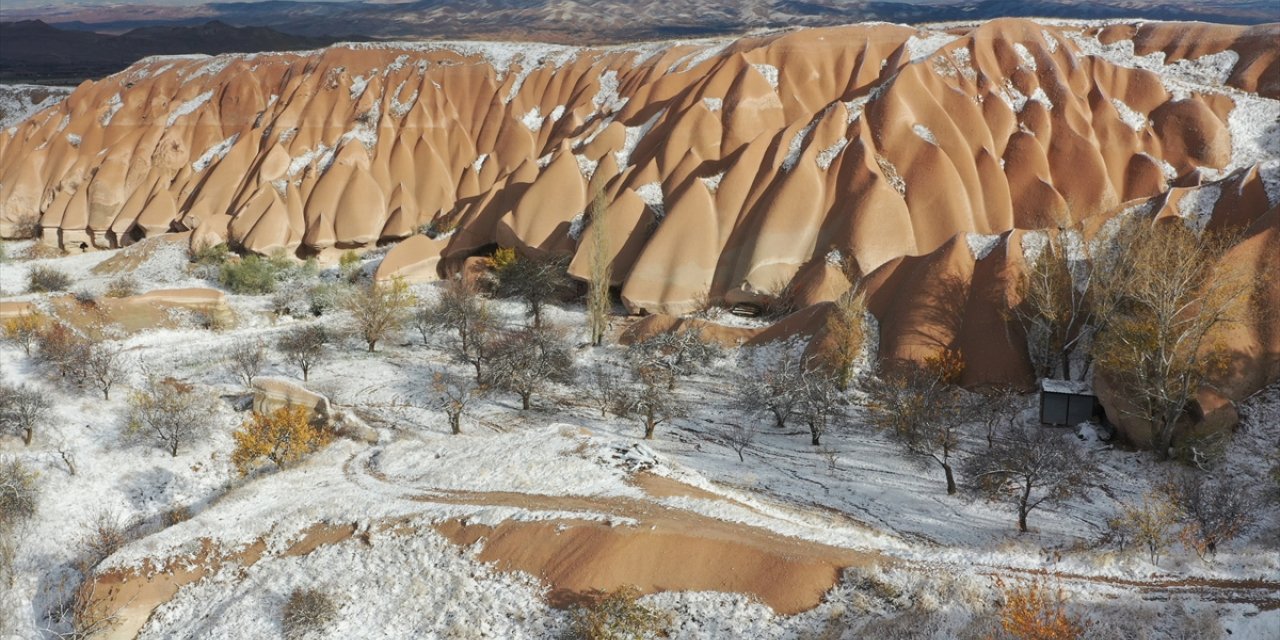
65,133,81,148
472,153,489,173
1259,159,1280,207
1175,183,1222,234
349,74,371,100
101,93,124,127
548,105,566,122
700,172,724,193
1029,87,1053,110
574,153,597,179
816,138,848,170
906,32,959,63
1111,98,1148,132
634,181,665,219
568,213,586,241
165,90,214,127
781,122,815,172
191,133,239,173
912,123,937,145
752,63,779,90
1042,30,1060,54
520,106,544,131
592,70,629,113
702,97,723,112
614,108,664,169
1013,43,1037,71
965,232,1002,260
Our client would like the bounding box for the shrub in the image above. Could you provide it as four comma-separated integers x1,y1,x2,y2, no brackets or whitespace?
219,255,282,294
307,281,349,316
994,578,1087,640
34,321,91,383
190,242,230,266
1109,491,1181,564
282,588,337,639
566,585,670,640
79,510,132,569
0,457,39,527
0,383,52,446
26,265,72,293
278,325,329,381
232,406,332,474
344,278,414,352
104,276,138,299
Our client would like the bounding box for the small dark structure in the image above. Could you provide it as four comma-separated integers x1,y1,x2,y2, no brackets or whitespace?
1039,379,1103,426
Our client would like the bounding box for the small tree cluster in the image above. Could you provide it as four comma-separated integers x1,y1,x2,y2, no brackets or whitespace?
863,360,968,493
822,286,870,390
492,251,572,328
1164,473,1257,561
217,252,299,294
232,405,332,474
615,364,684,440
0,456,39,528
566,585,671,640
796,368,844,447
2,312,45,356
581,363,622,418
736,342,807,429
226,341,266,389
0,383,50,446
967,424,1094,533
34,322,91,382
278,325,329,381
344,278,414,352
430,370,485,435
125,376,220,457
1110,490,1182,565
486,323,574,410
626,328,720,391
415,276,495,381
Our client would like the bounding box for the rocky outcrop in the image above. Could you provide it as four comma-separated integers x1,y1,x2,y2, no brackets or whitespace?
252,376,331,423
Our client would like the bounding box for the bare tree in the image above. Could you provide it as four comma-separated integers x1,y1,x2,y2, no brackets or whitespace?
430,370,485,435
966,424,1094,533
344,278,414,352
419,277,496,382
1011,229,1095,380
719,422,757,462
1165,472,1257,561
226,340,266,389
2,312,44,357
277,325,329,381
487,323,575,410
863,362,969,494
0,382,51,446
1110,490,1181,564
493,252,571,328
972,386,1024,450
627,327,720,390
125,376,220,457
581,363,622,418
85,343,127,400
822,286,870,391
585,190,613,346
0,456,39,527
35,322,91,384
615,365,685,440
1093,223,1253,458
796,368,844,447
736,342,807,429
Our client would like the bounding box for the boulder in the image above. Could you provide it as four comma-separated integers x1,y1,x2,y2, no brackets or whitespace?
374,234,450,284
252,376,331,424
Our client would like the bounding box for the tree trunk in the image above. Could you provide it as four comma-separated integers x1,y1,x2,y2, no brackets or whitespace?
23,427,32,446
103,387,110,401
644,414,656,440
1061,351,1072,381
521,392,531,410
772,409,787,429
450,414,461,435
1018,479,1033,532
367,340,377,353
171,441,180,457
810,422,821,446
472,360,483,383
943,463,956,495
737,449,745,462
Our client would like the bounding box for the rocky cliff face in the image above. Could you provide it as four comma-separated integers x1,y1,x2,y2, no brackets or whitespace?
1,19,1276,315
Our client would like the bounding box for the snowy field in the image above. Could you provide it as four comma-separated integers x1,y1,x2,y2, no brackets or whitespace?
1,238,1277,640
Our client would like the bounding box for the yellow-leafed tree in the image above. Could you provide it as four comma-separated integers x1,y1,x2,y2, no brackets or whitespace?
232,406,332,475
995,578,1087,640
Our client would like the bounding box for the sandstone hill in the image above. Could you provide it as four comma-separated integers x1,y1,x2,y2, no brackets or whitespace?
1,19,1277,414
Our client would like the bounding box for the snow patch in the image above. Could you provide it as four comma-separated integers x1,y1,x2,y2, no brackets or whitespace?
472,153,488,173
966,233,1002,260
1042,30,1060,54
781,122,815,172
166,90,213,127
816,138,848,170
568,213,586,241
752,63,779,90
1111,98,1147,132
1260,160,1280,207
700,172,724,193
702,97,722,112
574,153,597,179
191,133,239,172
1176,183,1221,234
613,108,664,169
65,133,81,148
1029,87,1053,110
349,74,371,100
912,123,937,145
906,32,959,63
1226,94,1280,170
1014,43,1038,71
521,106,544,131
549,105,565,122
592,70,629,113
634,182,665,219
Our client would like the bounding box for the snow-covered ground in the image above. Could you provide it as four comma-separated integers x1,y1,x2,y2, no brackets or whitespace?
1,240,1277,639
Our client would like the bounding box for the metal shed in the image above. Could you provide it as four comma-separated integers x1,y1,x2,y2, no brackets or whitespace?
1039,379,1101,426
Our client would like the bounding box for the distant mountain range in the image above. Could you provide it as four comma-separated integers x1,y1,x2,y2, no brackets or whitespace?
0,20,362,83
2,1,1275,83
